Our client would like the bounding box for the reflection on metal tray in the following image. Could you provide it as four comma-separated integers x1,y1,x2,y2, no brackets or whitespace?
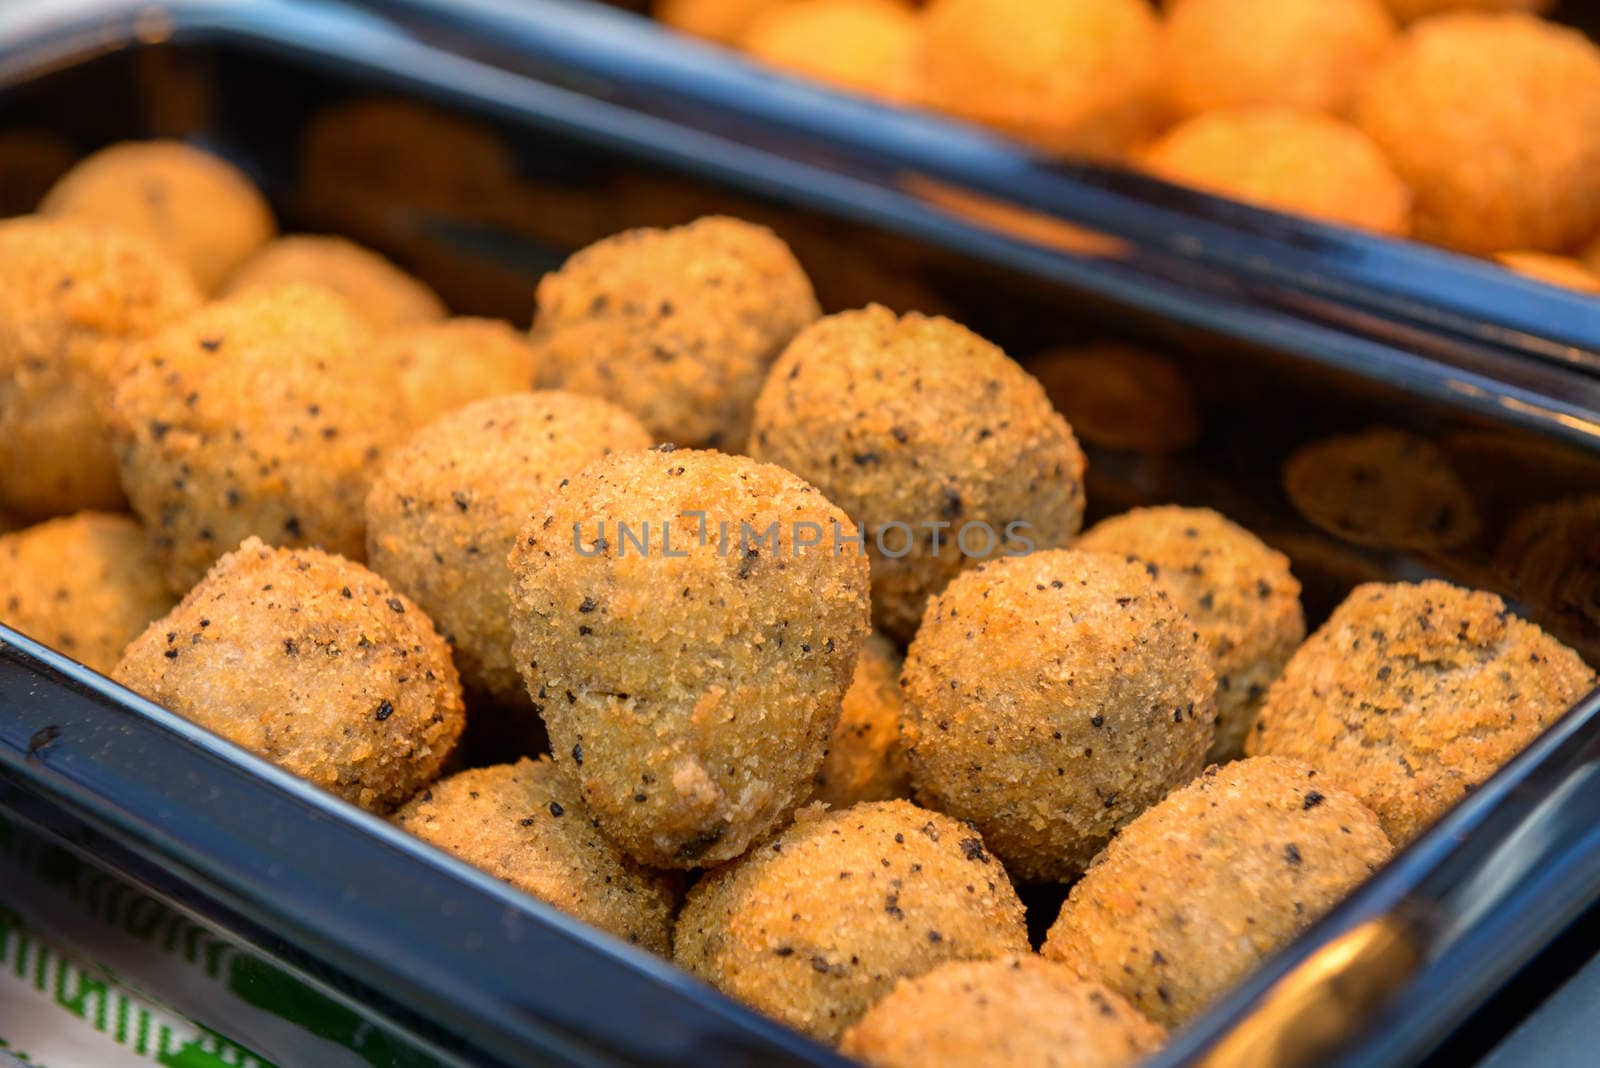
1,2,1599,1067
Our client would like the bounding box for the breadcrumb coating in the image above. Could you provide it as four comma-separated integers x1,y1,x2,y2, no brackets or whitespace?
1076,507,1305,762
840,955,1165,1068
0,215,200,520
0,512,174,674
530,216,819,450
902,550,1217,882
1246,581,1595,841
114,537,465,812
1043,757,1392,1027
41,140,276,293
741,0,919,102
366,392,651,704
508,447,871,867
674,800,1029,1042
394,758,680,952
378,317,543,428
223,235,445,326
750,305,1086,641
813,632,912,808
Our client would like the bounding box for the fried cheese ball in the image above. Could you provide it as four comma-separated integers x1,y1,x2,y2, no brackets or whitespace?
840,956,1166,1068
1496,252,1600,295
393,758,680,952
365,392,651,704
918,0,1161,158
1383,0,1551,20
813,632,912,807
1042,757,1392,1028
1163,0,1397,120
0,513,174,674
674,801,1029,1042
1143,107,1412,235
1283,428,1478,550
741,0,919,102
223,235,446,326
749,305,1086,641
902,550,1216,882
1076,507,1306,762
0,216,200,521
530,216,819,449
40,140,276,294
508,447,871,868
656,0,786,44
376,317,544,428
1246,581,1596,842
114,538,465,811
1355,13,1600,253
108,284,402,593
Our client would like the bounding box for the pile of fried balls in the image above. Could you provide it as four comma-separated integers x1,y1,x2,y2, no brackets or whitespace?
1,136,1593,1068
658,0,1600,294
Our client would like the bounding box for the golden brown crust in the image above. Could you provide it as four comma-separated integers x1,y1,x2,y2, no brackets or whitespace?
41,140,276,293
750,305,1086,641
813,632,912,807
1355,12,1600,252
223,235,445,326
1162,0,1396,119
507,447,871,867
1042,757,1392,1027
839,955,1166,1068
0,512,174,674
530,216,818,450
1283,428,1478,551
365,392,651,703
0,215,200,520
1382,0,1552,21
1245,580,1596,841
1076,506,1305,762
393,758,681,953
917,0,1162,157
108,283,404,593
656,0,785,44
902,549,1217,882
113,537,464,812
674,800,1030,1043
377,317,543,428
1143,107,1412,235
741,0,919,102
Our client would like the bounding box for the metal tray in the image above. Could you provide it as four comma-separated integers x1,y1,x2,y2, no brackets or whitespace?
2,2,1600,1066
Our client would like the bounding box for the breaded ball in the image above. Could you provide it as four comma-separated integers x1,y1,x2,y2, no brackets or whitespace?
1384,0,1551,20
1163,0,1397,120
749,305,1086,640
530,216,819,449
918,0,1161,157
741,0,919,102
1143,107,1411,235
902,550,1217,882
1026,343,1199,455
108,284,402,593
1247,581,1596,842
813,632,911,807
674,801,1029,1042
507,447,871,868
1496,252,1600,295
40,141,276,294
223,235,446,326
114,537,465,811
1283,428,1478,550
0,216,200,521
393,758,679,952
1077,507,1305,762
840,955,1165,1068
365,392,651,704
0,513,174,674
656,0,786,44
1355,13,1600,252
376,317,544,428
1042,757,1392,1027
